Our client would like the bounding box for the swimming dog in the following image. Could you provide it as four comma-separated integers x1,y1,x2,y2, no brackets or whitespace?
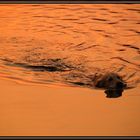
94,73,127,98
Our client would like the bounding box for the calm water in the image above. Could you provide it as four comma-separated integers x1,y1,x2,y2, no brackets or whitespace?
0,4,140,89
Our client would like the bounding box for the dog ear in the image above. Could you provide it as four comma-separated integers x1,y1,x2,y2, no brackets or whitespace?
93,74,105,88
95,80,105,88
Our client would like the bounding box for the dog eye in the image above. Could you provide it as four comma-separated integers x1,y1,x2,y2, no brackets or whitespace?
108,77,113,81
116,75,121,79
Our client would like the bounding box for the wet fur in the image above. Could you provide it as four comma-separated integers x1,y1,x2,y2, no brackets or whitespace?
93,73,127,98
94,73,126,89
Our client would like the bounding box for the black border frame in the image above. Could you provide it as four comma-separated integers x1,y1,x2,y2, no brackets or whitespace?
0,0,140,139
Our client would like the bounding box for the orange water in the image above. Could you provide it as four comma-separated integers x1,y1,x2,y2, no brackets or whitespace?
0,4,140,88
0,4,140,136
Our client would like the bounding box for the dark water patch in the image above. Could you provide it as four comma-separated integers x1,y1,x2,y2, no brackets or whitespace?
117,49,126,51
93,29,105,32
122,44,140,50
126,8,140,13
91,18,109,22
32,15,54,18
109,11,120,14
108,21,119,24
99,8,109,11
136,22,140,24
5,63,70,72
128,29,140,34
72,22,85,25
1,58,75,72
102,34,113,38
117,43,140,51
120,19,129,21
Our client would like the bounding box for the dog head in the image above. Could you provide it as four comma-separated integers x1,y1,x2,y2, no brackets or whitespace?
94,73,127,98
94,73,127,89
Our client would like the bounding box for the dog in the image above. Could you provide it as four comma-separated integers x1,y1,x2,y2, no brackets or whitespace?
93,73,127,98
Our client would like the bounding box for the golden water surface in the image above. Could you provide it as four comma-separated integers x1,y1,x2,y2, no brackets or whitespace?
0,4,140,88
0,4,140,136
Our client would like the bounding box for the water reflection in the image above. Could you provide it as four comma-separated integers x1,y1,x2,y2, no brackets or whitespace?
105,89,123,98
